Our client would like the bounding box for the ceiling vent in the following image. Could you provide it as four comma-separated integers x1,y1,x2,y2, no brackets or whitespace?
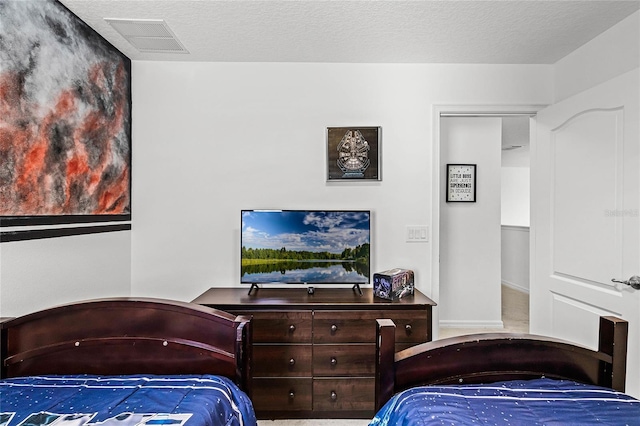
105,18,188,54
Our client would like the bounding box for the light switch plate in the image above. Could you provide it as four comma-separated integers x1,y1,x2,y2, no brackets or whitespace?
406,226,428,242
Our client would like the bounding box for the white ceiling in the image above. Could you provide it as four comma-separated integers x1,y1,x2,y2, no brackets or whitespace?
60,0,640,64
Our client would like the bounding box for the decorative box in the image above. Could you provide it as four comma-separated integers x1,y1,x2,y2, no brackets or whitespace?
373,268,414,300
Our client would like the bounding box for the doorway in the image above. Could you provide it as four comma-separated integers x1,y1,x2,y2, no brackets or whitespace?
500,116,531,334
431,106,541,340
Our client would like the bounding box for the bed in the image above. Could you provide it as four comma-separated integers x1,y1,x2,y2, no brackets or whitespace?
372,316,640,425
0,298,256,426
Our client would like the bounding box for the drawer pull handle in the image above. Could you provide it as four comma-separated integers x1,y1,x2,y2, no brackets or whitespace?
330,324,338,333
289,324,296,332
330,357,337,366
405,324,413,334
289,390,295,399
330,391,337,401
289,358,296,366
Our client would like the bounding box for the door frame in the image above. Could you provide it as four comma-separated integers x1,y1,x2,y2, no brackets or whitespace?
431,104,544,339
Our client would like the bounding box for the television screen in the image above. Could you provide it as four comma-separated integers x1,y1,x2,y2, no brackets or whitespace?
241,210,371,286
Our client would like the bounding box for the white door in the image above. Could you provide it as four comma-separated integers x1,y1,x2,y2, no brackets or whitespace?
532,69,639,397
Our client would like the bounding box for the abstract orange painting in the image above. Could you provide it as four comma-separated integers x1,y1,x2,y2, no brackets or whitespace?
0,0,131,225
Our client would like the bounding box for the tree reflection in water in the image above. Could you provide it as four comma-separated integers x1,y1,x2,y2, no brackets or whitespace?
241,260,369,283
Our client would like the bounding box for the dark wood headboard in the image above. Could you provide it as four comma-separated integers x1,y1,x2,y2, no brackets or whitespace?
0,298,252,393
375,316,628,410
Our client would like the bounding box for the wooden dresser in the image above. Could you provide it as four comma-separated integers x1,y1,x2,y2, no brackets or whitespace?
192,287,436,419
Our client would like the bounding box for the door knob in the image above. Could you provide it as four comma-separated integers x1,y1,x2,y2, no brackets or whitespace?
611,275,640,290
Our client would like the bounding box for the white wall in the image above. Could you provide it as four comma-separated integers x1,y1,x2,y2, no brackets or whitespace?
501,115,530,227
555,11,639,102
131,63,553,302
501,226,530,293
0,230,131,316
439,117,503,328
501,158,530,293
501,167,530,227
0,63,552,317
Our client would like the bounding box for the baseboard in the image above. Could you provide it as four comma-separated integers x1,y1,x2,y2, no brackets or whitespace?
439,320,504,329
501,280,530,294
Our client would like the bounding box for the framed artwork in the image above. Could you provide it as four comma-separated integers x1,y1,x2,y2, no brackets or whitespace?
0,0,131,229
327,127,381,181
446,164,477,202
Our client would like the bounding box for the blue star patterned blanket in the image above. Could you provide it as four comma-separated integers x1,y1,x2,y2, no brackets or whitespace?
0,375,256,426
369,378,640,425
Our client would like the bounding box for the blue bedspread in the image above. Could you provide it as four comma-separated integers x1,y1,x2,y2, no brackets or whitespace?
370,378,640,425
0,375,256,426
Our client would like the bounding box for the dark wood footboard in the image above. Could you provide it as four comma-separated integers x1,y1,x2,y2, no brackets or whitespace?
0,298,252,394
375,316,628,410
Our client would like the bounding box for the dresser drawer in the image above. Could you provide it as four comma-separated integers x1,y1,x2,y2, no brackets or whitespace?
252,378,312,411
313,311,380,343
253,344,312,377
240,311,312,343
312,344,376,376
313,378,375,411
386,310,430,344
387,311,431,351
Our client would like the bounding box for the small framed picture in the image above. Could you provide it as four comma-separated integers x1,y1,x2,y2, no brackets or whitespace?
446,164,476,202
327,127,381,181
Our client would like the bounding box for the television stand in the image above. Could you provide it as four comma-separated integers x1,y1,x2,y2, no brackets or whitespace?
247,283,260,295
352,283,363,295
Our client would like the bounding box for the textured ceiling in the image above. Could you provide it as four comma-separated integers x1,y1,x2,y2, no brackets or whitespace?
60,0,640,64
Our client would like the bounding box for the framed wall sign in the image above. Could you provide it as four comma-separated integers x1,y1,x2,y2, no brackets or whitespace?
446,164,476,202
327,127,381,181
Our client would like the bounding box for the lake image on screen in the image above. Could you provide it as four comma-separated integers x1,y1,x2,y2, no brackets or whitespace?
241,211,370,284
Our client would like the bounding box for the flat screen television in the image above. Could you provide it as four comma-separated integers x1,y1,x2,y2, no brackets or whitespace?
241,210,371,294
